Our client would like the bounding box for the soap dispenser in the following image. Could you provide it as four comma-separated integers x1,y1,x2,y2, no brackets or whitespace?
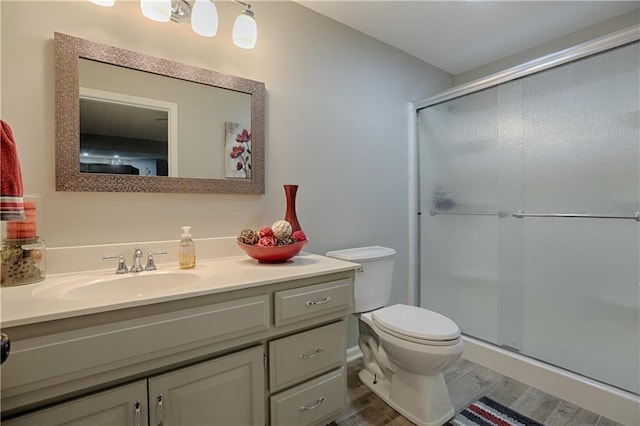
178,226,196,269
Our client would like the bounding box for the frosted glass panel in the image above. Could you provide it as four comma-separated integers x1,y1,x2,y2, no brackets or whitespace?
520,43,640,392
419,88,503,343
521,44,639,215
418,41,639,393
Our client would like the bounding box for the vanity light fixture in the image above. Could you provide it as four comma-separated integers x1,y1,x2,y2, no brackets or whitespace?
191,0,219,37
92,0,256,48
232,1,257,49
140,0,172,22
89,0,115,6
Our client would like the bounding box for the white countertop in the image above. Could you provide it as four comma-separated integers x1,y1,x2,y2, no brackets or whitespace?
1,252,358,328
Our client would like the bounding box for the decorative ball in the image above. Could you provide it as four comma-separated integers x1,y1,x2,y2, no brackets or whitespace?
259,226,273,238
1,246,22,262
276,236,297,246
257,236,276,247
271,220,292,238
292,230,307,242
27,249,43,263
237,228,259,245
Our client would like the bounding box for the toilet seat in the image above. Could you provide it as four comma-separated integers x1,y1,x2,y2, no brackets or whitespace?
372,304,461,346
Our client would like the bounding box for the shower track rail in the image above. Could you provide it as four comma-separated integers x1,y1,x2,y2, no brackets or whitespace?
512,210,640,221
428,210,640,221
428,210,508,217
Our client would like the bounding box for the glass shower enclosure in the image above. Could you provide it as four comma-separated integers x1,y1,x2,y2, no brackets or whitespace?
417,37,639,394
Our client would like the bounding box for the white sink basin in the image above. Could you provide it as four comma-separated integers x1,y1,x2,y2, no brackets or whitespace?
33,269,210,302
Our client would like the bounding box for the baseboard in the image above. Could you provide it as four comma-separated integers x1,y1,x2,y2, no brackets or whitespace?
462,335,639,426
346,346,362,363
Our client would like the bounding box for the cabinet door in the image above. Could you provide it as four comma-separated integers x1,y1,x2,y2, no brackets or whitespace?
3,380,147,426
149,345,264,426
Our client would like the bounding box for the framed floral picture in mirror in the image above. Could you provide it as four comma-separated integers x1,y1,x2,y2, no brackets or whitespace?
225,121,252,179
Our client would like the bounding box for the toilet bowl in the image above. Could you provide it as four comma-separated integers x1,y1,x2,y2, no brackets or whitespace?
358,306,463,426
326,247,463,426
368,304,463,376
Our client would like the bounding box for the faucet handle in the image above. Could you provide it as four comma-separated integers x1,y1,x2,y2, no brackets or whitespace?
103,253,129,274
145,251,167,271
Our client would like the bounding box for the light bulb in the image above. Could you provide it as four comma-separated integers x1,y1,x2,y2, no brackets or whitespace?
140,0,171,23
191,0,218,37
89,0,115,6
233,11,257,49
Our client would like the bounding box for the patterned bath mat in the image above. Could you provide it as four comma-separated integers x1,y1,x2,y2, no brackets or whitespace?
449,396,544,426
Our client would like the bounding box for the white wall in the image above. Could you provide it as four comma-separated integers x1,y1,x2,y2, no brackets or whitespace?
1,1,452,345
455,9,640,85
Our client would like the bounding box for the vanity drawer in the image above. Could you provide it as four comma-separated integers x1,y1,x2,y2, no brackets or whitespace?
269,321,345,392
2,295,270,401
274,279,352,327
270,367,346,426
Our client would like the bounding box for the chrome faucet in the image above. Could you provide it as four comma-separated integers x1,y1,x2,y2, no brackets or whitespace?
104,249,166,274
145,251,167,271
103,253,129,274
130,249,145,273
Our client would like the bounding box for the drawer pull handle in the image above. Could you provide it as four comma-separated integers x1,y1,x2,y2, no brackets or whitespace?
299,397,325,411
134,400,141,426
305,296,331,306
157,393,164,426
298,347,325,360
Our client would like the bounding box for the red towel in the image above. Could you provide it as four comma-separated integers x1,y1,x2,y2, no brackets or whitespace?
1,119,25,221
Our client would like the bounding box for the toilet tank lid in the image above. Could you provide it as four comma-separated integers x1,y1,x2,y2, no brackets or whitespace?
326,246,396,261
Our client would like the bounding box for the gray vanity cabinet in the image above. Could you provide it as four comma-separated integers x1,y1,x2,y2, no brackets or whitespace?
268,280,350,425
4,346,264,426
2,380,148,426
1,269,355,426
148,345,264,426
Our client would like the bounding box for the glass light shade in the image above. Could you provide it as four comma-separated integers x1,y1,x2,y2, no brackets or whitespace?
89,0,115,6
191,0,218,37
233,12,257,49
140,0,172,23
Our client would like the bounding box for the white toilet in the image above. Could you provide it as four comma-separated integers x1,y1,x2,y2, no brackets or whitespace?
326,246,463,426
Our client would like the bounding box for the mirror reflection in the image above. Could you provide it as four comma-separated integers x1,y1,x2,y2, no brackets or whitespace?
80,91,171,176
79,58,252,179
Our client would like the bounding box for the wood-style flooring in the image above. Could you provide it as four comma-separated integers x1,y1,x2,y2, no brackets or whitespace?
331,357,623,426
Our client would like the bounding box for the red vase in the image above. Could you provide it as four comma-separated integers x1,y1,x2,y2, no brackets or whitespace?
283,184,302,233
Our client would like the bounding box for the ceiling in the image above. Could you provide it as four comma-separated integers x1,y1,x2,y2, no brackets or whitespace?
296,1,639,75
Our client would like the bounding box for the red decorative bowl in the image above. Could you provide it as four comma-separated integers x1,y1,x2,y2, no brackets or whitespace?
236,240,308,263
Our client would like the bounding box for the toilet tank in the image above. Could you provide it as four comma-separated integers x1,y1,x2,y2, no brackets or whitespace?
325,246,396,313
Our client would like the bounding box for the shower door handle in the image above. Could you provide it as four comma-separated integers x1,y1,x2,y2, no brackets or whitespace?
513,210,640,221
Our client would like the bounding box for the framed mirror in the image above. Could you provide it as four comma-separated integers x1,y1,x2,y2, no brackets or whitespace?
55,32,265,194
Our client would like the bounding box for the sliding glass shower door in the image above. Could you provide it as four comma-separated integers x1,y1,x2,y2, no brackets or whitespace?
418,41,639,393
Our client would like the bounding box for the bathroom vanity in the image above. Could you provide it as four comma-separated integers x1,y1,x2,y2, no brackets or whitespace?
0,249,357,426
